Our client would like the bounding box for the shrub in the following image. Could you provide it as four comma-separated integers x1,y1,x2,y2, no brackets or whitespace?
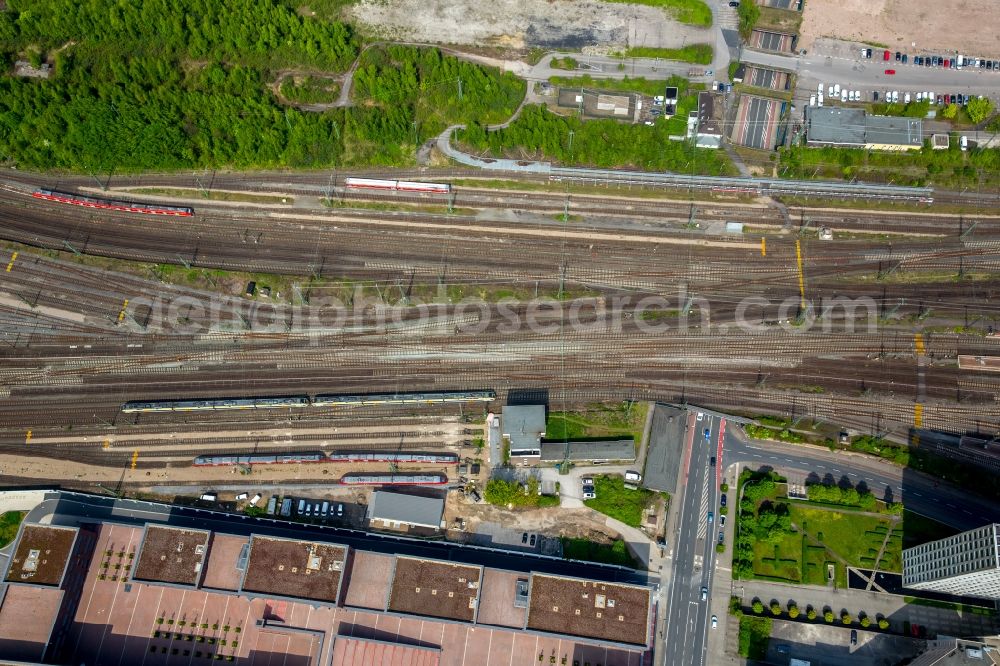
842,613,852,625
720,483,729,493
807,608,817,620
940,104,959,120
860,616,871,628
752,600,764,614
716,543,726,553
770,602,782,616
967,97,994,124
789,607,799,619
824,611,834,623
878,618,889,630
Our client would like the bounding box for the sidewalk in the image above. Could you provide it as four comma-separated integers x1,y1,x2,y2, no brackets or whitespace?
736,579,1000,639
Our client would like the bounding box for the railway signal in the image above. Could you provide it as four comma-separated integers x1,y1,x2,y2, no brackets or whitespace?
131,449,139,469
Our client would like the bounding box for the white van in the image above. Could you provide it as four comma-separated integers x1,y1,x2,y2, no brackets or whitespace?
625,471,642,483
321,501,330,516
200,493,217,502
809,95,816,107
235,492,248,501
297,499,306,514
960,135,968,151
249,493,262,507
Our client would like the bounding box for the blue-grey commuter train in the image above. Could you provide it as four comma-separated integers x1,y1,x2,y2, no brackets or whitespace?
193,451,459,466
339,473,448,485
123,391,495,413
193,452,327,466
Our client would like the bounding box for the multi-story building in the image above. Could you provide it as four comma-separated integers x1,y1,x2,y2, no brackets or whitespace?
902,523,1000,599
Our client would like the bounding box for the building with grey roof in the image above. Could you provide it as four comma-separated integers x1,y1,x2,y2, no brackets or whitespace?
903,523,1000,599
909,637,1000,666
540,439,636,463
502,405,546,456
805,106,922,150
367,491,444,531
693,92,724,149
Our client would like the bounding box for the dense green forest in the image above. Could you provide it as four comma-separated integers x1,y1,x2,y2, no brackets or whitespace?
352,46,526,142
0,2,523,170
456,98,734,175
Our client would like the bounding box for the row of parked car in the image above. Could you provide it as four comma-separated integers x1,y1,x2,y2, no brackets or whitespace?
810,82,985,108
862,48,1000,71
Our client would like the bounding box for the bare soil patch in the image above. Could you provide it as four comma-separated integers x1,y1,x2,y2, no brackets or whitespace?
348,0,711,51
798,0,1000,56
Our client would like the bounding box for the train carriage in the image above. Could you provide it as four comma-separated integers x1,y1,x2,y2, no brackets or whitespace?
33,189,194,216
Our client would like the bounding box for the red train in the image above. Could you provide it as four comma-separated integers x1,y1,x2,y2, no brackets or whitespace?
343,178,450,194
33,189,194,216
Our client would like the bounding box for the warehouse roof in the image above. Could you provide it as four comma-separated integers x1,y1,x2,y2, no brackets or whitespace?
697,92,723,136
502,405,546,452
368,491,444,529
806,106,866,145
806,107,923,148
540,439,636,462
866,114,922,147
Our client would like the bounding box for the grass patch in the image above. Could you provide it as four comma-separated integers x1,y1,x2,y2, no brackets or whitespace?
603,0,711,26
545,401,648,444
0,512,25,548
755,6,803,33
483,478,560,509
551,56,579,70
548,74,690,98
622,45,713,65
583,475,655,527
904,596,998,616
278,75,340,105
124,188,292,205
738,616,772,659
561,537,638,568
791,506,898,572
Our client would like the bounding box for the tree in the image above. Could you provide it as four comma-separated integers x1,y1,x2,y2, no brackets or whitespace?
807,608,817,621
860,615,871,628
878,618,889,630
752,600,764,614
842,613,852,625
720,483,729,493
788,606,799,619
940,104,959,120
967,97,995,124
770,602,782,616
824,611,834,623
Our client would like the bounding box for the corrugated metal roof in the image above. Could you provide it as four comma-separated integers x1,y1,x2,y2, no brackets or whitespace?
368,491,444,529
540,439,636,462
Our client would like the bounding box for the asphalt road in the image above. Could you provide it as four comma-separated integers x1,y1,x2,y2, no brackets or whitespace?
661,409,730,666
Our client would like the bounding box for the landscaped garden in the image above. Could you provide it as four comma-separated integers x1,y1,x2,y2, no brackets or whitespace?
732,470,950,588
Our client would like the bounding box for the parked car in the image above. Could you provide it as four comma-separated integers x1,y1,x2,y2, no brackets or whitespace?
885,69,895,75
895,51,901,62
711,615,718,628
904,92,910,104
851,629,858,645
697,412,704,421
718,531,724,544
703,427,711,440
720,493,728,507
720,515,727,527
883,50,890,61
581,477,593,485
337,503,344,517
902,54,908,64
235,492,249,501
522,532,528,544
873,91,879,101
943,58,950,68
809,94,816,107
817,82,824,94
701,586,708,601
728,0,739,6
529,534,536,547
583,491,596,500
710,456,716,467
891,90,899,103
866,48,873,59
833,83,841,96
